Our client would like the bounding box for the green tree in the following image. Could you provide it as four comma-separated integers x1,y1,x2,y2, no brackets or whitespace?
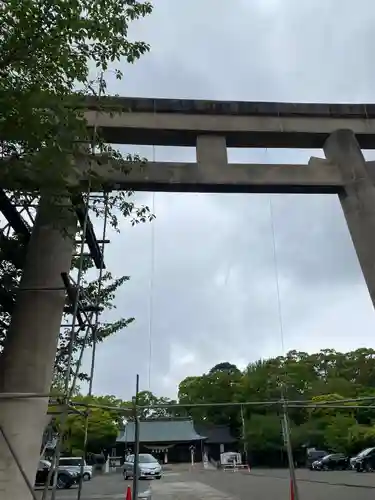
55,271,135,383
0,0,155,383
0,248,135,383
244,413,287,466
178,363,243,431
0,0,153,191
290,418,327,451
54,347,375,464
0,2,154,494
57,395,128,455
177,349,375,463
135,391,178,419
324,415,358,453
308,394,353,420
245,414,283,450
209,362,241,376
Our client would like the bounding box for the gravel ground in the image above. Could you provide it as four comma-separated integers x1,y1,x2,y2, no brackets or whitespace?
37,466,375,500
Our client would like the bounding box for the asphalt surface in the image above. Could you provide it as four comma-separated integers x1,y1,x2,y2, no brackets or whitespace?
38,465,375,500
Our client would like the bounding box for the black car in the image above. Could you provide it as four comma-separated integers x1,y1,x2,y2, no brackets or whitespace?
352,447,375,472
35,460,79,489
311,453,350,471
307,450,329,469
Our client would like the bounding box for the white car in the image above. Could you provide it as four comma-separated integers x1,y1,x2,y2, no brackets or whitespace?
58,457,93,481
123,454,162,480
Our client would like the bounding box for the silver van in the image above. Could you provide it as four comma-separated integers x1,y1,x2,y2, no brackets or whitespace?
59,457,93,480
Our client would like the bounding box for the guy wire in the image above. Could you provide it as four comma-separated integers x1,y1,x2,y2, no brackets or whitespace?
269,196,286,357
269,190,299,500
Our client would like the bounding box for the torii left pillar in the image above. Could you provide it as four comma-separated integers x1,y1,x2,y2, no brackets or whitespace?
0,196,76,500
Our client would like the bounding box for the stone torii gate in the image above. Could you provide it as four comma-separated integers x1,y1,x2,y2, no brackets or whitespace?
86,97,375,306
1,97,375,499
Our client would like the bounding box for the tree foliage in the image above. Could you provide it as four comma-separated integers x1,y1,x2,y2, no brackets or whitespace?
135,391,178,419
0,0,154,382
53,392,178,455
57,395,129,456
0,239,136,383
53,349,375,463
177,349,375,464
0,0,153,191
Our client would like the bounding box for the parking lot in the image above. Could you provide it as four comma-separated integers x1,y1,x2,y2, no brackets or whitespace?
40,466,375,500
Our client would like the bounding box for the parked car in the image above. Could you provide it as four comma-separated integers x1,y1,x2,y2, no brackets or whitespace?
35,459,79,489
351,447,375,472
307,450,329,469
59,456,93,480
311,453,350,471
123,454,162,480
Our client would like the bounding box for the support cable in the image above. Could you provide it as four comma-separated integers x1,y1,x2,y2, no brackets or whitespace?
269,198,285,357
1,390,375,407
269,194,299,500
71,399,375,411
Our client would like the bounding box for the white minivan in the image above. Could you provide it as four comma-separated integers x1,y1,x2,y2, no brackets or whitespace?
58,457,93,481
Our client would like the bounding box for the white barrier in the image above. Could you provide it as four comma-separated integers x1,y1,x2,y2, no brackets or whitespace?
223,463,250,472
220,452,250,472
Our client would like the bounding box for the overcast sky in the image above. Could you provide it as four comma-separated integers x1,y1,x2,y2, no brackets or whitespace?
83,0,375,400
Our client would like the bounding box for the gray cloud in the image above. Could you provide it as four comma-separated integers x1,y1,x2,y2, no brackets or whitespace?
83,0,375,400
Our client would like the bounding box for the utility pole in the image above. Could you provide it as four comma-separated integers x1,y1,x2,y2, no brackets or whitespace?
281,399,299,500
132,375,140,500
240,405,248,464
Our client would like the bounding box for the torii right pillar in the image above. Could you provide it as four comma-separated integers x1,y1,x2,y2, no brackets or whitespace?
324,129,375,308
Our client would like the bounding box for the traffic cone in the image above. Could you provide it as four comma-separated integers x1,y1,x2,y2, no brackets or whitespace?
125,486,132,500
290,479,294,500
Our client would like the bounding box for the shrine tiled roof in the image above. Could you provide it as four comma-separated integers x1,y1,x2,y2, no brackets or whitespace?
116,419,206,443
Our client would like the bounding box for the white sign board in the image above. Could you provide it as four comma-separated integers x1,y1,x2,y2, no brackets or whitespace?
220,451,241,466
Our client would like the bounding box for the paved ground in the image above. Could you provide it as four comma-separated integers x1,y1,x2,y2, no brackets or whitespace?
38,465,375,500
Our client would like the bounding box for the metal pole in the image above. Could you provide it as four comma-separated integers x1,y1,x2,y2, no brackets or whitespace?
132,374,140,500
282,400,299,500
77,191,109,500
240,405,248,464
41,450,57,500
124,422,128,459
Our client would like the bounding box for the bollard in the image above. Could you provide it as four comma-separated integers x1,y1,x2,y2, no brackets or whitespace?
104,457,110,474
290,479,294,500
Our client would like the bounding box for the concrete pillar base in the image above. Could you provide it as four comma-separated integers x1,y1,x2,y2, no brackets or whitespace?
0,196,75,500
